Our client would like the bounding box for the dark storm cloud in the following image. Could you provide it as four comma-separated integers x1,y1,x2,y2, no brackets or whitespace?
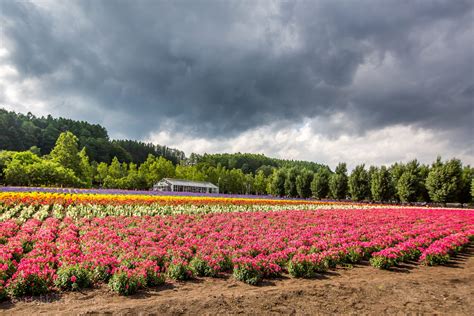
1,0,473,142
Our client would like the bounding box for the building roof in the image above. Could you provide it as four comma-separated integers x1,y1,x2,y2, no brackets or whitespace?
156,178,218,189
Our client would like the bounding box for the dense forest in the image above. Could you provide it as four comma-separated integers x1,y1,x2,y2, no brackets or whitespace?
0,109,185,164
0,109,473,203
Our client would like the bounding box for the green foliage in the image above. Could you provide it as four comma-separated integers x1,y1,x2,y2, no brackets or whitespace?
218,168,246,194
54,265,92,291
108,271,145,296
0,150,15,184
459,166,474,203
3,151,82,187
287,258,327,278
426,157,463,203
244,173,255,194
370,256,397,269
389,162,405,201
471,178,474,201
113,139,184,165
189,257,219,277
370,166,393,202
348,164,370,201
107,157,125,179
253,170,268,195
95,162,108,186
3,151,40,185
175,164,205,182
144,267,166,287
270,169,287,196
78,147,93,187
91,265,111,283
7,274,51,297
167,262,193,280
232,264,263,285
284,168,299,197
311,167,331,199
396,160,425,203
329,163,348,200
50,131,81,175
296,169,313,198
397,171,418,202
139,155,176,187
421,254,450,266
0,109,184,164
26,160,83,187
196,152,324,174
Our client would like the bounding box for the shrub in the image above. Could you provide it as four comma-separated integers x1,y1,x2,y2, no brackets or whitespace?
233,264,262,285
287,253,327,278
232,257,269,285
189,257,218,277
167,260,193,281
144,266,165,287
54,265,92,291
108,270,145,296
91,265,112,283
7,274,51,297
369,255,397,269
421,253,450,266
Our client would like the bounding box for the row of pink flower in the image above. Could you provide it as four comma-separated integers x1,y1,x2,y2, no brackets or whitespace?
0,208,473,297
419,231,473,265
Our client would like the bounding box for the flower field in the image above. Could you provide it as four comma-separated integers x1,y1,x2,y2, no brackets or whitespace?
0,191,473,300
0,191,378,220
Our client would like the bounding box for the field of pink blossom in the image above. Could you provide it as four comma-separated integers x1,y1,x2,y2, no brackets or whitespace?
0,207,473,299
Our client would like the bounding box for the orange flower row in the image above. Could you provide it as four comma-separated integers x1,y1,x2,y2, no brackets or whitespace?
0,192,336,207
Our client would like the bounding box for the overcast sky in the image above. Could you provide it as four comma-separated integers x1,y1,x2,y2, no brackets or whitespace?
1,0,473,169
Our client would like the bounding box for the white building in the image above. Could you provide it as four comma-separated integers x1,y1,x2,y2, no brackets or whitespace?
152,178,219,194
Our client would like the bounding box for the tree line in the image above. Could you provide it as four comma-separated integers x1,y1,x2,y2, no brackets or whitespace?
0,109,185,165
0,130,473,204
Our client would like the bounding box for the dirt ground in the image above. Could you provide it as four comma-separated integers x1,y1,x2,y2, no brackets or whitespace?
2,248,473,315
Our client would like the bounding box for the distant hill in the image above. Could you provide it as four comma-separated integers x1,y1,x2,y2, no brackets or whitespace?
191,153,327,175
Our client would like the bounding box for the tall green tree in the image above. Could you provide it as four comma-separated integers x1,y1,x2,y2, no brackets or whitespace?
175,164,205,181
50,131,81,175
389,162,405,202
270,169,286,196
254,170,268,195
348,164,370,201
108,157,124,179
4,151,41,186
95,162,108,187
426,158,463,203
396,160,424,203
370,166,393,202
78,147,93,187
123,162,147,190
471,178,474,202
0,150,15,184
311,167,330,199
244,173,255,194
459,166,474,203
284,168,299,197
138,155,176,187
296,169,313,198
329,163,348,200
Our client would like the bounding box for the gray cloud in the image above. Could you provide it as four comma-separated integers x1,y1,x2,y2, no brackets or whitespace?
0,0,473,154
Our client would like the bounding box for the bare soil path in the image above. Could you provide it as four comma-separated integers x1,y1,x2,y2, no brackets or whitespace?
2,249,473,315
